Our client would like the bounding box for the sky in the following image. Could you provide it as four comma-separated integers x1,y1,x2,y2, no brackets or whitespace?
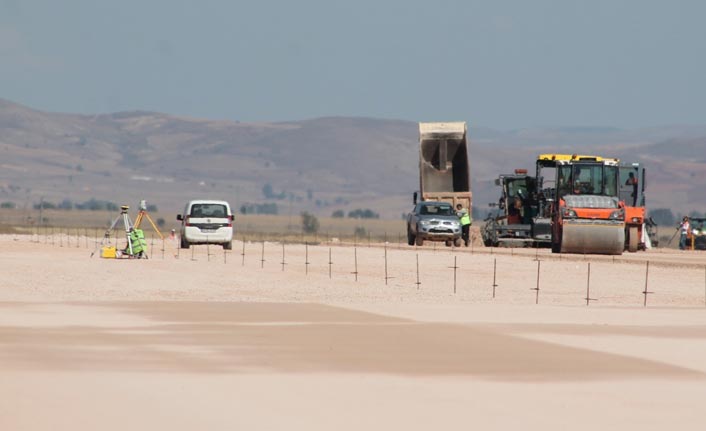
1,0,705,129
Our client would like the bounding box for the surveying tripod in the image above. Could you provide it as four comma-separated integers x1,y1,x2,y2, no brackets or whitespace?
134,199,164,240
90,205,135,257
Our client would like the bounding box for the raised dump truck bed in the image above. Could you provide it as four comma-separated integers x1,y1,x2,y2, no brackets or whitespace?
418,122,472,210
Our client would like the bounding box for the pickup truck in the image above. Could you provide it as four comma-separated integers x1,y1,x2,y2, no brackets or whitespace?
407,201,462,247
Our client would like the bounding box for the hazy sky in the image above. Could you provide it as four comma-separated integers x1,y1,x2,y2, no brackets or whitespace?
2,0,705,129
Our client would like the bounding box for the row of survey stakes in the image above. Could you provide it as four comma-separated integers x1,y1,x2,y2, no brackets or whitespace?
20,225,706,308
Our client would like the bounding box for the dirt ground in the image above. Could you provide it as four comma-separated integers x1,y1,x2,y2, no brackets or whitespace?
2,234,706,430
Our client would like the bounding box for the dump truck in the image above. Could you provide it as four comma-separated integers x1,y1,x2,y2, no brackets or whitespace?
415,122,472,210
618,162,658,251
481,169,550,247
535,154,625,255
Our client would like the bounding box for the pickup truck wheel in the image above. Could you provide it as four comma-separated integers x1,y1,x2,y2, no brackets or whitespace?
222,241,232,250
445,240,452,247
407,228,415,246
415,235,424,246
180,237,190,249
454,238,462,247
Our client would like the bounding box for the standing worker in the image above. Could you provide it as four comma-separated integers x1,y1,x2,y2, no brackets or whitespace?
169,228,179,258
679,216,691,250
456,203,472,247
625,172,639,206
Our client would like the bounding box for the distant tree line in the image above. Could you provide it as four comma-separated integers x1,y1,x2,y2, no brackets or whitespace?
29,198,157,212
240,203,279,215
332,208,379,219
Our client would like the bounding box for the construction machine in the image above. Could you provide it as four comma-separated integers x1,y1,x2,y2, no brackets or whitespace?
535,154,625,255
414,122,471,211
481,169,549,247
618,162,658,251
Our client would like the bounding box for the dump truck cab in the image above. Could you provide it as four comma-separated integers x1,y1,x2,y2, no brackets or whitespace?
536,154,625,255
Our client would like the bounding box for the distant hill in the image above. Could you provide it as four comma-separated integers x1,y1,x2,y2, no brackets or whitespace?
1,98,705,221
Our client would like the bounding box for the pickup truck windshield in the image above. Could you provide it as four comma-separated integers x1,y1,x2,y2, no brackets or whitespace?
420,204,454,216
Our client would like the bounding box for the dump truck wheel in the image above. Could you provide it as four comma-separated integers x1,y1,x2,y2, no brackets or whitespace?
628,226,638,253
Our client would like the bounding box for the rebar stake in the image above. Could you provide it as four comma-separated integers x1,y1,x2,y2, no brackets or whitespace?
305,242,310,275
642,261,653,307
532,260,541,304
585,262,597,306
492,258,498,298
415,253,421,290
351,246,358,281
328,247,333,279
449,256,459,294
281,243,286,271
260,241,265,269
241,240,246,266
384,243,390,285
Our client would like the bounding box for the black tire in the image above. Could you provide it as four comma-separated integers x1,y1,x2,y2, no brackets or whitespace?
445,240,452,247
551,240,561,253
180,237,190,249
223,241,232,250
415,235,424,247
454,238,463,247
407,228,415,246
627,226,638,253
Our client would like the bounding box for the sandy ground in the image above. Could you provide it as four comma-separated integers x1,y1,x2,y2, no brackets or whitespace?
2,234,706,430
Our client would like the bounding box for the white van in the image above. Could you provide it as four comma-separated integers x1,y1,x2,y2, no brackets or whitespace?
176,200,234,249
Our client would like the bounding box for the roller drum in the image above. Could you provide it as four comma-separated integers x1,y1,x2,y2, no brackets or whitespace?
561,220,625,255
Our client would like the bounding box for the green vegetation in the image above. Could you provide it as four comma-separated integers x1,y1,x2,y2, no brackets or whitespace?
240,203,278,215
348,208,379,219
301,211,320,234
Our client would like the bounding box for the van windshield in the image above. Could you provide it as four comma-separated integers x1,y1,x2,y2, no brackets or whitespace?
190,204,227,218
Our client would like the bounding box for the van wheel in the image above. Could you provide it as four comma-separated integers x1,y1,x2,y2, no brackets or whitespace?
223,241,232,250
180,237,190,249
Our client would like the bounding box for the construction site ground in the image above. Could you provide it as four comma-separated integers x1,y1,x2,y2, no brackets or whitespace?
2,234,706,430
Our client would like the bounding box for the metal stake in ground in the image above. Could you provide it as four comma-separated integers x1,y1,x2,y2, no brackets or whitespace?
642,261,653,307
384,242,389,285
531,260,541,304
328,247,333,279
492,258,498,298
261,241,265,269
449,256,459,294
415,253,421,290
281,242,286,271
351,246,358,281
305,242,310,275
585,262,597,306
241,240,246,266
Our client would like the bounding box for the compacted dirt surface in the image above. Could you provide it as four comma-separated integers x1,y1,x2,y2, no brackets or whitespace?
2,234,706,430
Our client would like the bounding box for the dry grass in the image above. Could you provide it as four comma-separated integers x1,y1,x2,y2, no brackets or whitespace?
0,209,406,243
